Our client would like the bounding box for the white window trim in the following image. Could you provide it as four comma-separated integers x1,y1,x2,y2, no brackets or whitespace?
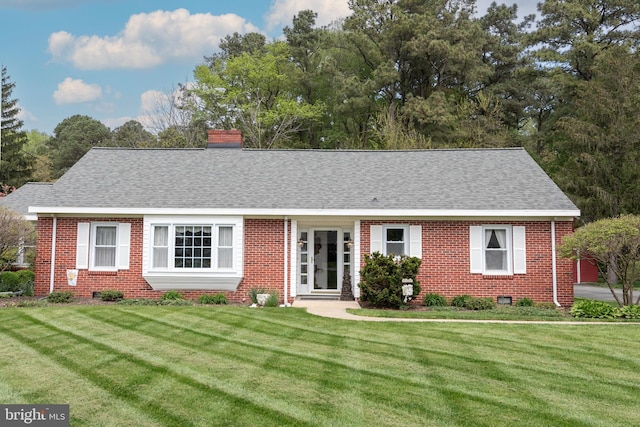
149,222,237,272
370,224,422,259
90,222,119,272
470,225,526,276
383,225,409,257
483,225,512,275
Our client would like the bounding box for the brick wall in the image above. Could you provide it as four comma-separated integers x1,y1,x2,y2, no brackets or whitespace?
34,216,573,306
360,220,574,305
34,217,292,304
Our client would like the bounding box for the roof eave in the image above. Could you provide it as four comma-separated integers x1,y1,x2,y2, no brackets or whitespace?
29,206,580,220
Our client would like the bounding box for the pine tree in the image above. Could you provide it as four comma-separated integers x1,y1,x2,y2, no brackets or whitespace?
1,66,32,187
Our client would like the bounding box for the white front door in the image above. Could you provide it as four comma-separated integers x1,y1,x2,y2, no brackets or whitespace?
298,228,353,294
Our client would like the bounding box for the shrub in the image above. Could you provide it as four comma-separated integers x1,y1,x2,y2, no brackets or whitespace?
423,292,447,307
617,305,640,319
46,291,74,303
515,297,534,307
0,271,21,292
450,295,495,310
263,292,279,307
451,294,473,308
248,288,266,305
198,293,228,305
100,290,124,301
161,290,183,300
358,252,421,309
465,297,496,310
570,299,617,319
15,270,35,296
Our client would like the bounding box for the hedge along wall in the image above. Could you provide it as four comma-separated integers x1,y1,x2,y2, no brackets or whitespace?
34,217,291,303
359,220,575,306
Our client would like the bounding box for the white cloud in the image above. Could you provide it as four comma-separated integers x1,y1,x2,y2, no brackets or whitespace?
53,77,102,105
264,0,351,31
47,8,261,70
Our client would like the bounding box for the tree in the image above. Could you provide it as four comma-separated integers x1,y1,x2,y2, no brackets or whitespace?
0,207,36,272
110,120,156,148
47,115,111,178
559,215,640,306
23,130,52,182
1,66,33,187
552,44,640,222
531,0,640,81
192,41,324,148
140,85,207,147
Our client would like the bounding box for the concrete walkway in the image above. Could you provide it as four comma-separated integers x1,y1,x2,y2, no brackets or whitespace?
291,299,637,324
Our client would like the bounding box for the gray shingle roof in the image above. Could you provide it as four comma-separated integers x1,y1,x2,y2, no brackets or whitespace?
31,147,578,214
0,182,53,218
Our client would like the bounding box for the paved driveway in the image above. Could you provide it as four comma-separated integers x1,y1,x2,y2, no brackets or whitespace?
574,284,622,302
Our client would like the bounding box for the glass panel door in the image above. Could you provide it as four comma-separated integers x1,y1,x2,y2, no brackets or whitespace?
313,230,338,290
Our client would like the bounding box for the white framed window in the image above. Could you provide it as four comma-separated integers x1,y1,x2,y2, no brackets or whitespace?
470,225,526,275
384,226,408,256
370,224,422,259
149,223,234,271
76,222,131,271
92,223,118,269
217,226,234,269
152,225,169,269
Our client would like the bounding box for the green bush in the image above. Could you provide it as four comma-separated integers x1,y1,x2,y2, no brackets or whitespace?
465,297,496,310
450,295,495,310
100,290,124,301
423,292,447,307
248,288,266,305
451,294,473,308
198,293,228,305
358,252,421,309
515,297,534,307
263,292,279,307
15,270,35,296
570,300,617,318
161,290,184,300
0,271,21,292
46,291,74,303
617,305,640,319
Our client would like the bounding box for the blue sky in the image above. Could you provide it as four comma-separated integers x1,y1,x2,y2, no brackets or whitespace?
0,0,536,135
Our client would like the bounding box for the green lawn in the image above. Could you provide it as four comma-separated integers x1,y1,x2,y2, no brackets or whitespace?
1,305,639,426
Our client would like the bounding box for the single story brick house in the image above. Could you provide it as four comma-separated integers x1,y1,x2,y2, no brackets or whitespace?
29,130,580,305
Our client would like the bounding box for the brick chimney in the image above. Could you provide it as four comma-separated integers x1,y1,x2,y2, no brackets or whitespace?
207,129,242,149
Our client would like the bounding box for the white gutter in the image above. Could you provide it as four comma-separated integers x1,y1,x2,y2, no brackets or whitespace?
29,205,581,219
49,215,57,294
551,219,560,307
282,216,289,307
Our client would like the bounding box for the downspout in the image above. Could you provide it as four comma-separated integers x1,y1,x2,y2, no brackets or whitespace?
551,219,560,307
49,215,57,294
283,216,289,307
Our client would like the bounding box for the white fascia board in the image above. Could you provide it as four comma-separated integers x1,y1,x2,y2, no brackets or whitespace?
29,206,580,219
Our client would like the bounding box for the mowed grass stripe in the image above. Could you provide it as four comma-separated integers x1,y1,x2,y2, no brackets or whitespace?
1,306,639,426
145,306,640,394
77,307,450,425
74,307,637,426
3,310,310,427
